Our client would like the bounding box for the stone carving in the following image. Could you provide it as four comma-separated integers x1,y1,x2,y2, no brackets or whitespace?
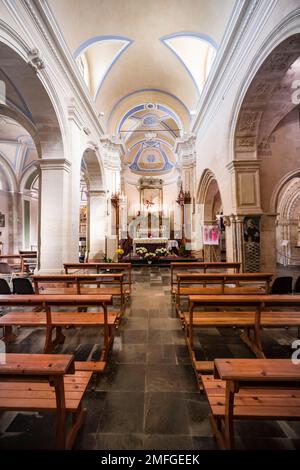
223,215,231,227
236,137,256,148
27,48,45,71
238,112,259,132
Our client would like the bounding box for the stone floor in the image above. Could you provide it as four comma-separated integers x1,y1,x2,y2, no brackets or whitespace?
0,266,300,450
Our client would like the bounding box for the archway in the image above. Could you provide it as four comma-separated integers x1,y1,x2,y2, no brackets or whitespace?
81,147,106,261
0,37,72,271
197,169,225,261
0,114,39,255
20,168,39,252
232,33,300,271
271,171,300,266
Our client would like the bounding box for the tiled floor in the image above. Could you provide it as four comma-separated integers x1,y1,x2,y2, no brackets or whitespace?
0,266,300,450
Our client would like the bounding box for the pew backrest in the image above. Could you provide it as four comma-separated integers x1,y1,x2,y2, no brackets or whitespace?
170,262,241,291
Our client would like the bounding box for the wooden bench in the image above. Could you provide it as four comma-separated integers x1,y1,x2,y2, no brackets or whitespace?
63,262,132,296
33,273,126,314
170,262,241,295
187,294,300,379
0,353,92,449
202,358,300,449
0,294,114,382
176,272,273,321
19,251,37,273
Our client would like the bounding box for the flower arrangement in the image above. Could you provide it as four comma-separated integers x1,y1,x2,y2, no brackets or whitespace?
114,248,124,262
136,247,148,258
136,246,168,263
144,252,156,261
155,247,168,257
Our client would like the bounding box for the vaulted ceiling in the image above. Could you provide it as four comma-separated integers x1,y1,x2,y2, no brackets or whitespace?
48,0,235,132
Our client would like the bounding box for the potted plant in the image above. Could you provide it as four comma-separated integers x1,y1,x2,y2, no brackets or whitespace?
136,247,148,259
144,251,156,264
155,247,168,259
115,248,124,262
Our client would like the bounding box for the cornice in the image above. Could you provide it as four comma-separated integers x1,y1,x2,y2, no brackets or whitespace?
226,159,262,172
36,158,71,172
100,135,126,157
174,133,196,154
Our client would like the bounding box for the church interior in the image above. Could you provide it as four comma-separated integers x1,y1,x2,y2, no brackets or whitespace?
0,0,300,452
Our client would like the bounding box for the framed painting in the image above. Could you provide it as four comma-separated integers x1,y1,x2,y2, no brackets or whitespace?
202,224,220,245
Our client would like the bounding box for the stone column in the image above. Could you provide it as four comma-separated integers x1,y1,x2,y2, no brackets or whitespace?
174,134,196,251
235,216,245,270
100,135,124,253
227,214,244,268
88,189,107,260
12,192,22,252
38,158,72,273
260,213,277,272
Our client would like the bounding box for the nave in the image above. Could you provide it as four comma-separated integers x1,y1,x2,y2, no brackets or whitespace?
0,266,299,451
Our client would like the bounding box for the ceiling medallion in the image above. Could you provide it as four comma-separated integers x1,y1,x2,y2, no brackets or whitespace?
145,103,157,110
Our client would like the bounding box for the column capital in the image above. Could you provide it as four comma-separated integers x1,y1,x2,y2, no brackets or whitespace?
87,189,107,197
174,133,196,167
101,136,125,171
226,159,262,215
226,159,262,172
37,158,71,172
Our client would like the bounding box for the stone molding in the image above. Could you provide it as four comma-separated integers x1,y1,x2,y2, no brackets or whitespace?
37,158,71,172
227,160,262,214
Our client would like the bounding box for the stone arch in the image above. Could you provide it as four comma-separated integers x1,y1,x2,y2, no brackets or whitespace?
229,28,300,271
197,168,222,221
270,168,300,213
233,34,300,162
230,10,300,162
0,152,18,192
0,30,70,267
20,164,39,193
80,145,106,261
81,145,105,191
197,168,225,261
0,153,19,253
0,38,64,159
271,170,300,265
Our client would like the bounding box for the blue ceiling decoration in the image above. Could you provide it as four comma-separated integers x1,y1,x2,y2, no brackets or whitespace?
129,139,174,174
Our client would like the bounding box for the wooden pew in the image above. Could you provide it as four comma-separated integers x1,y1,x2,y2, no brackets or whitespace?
187,294,300,379
0,294,114,381
63,262,132,296
0,353,92,449
176,272,273,321
33,273,125,315
19,251,37,273
170,262,241,295
202,358,300,449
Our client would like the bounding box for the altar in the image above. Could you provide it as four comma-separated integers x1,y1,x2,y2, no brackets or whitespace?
133,237,168,253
